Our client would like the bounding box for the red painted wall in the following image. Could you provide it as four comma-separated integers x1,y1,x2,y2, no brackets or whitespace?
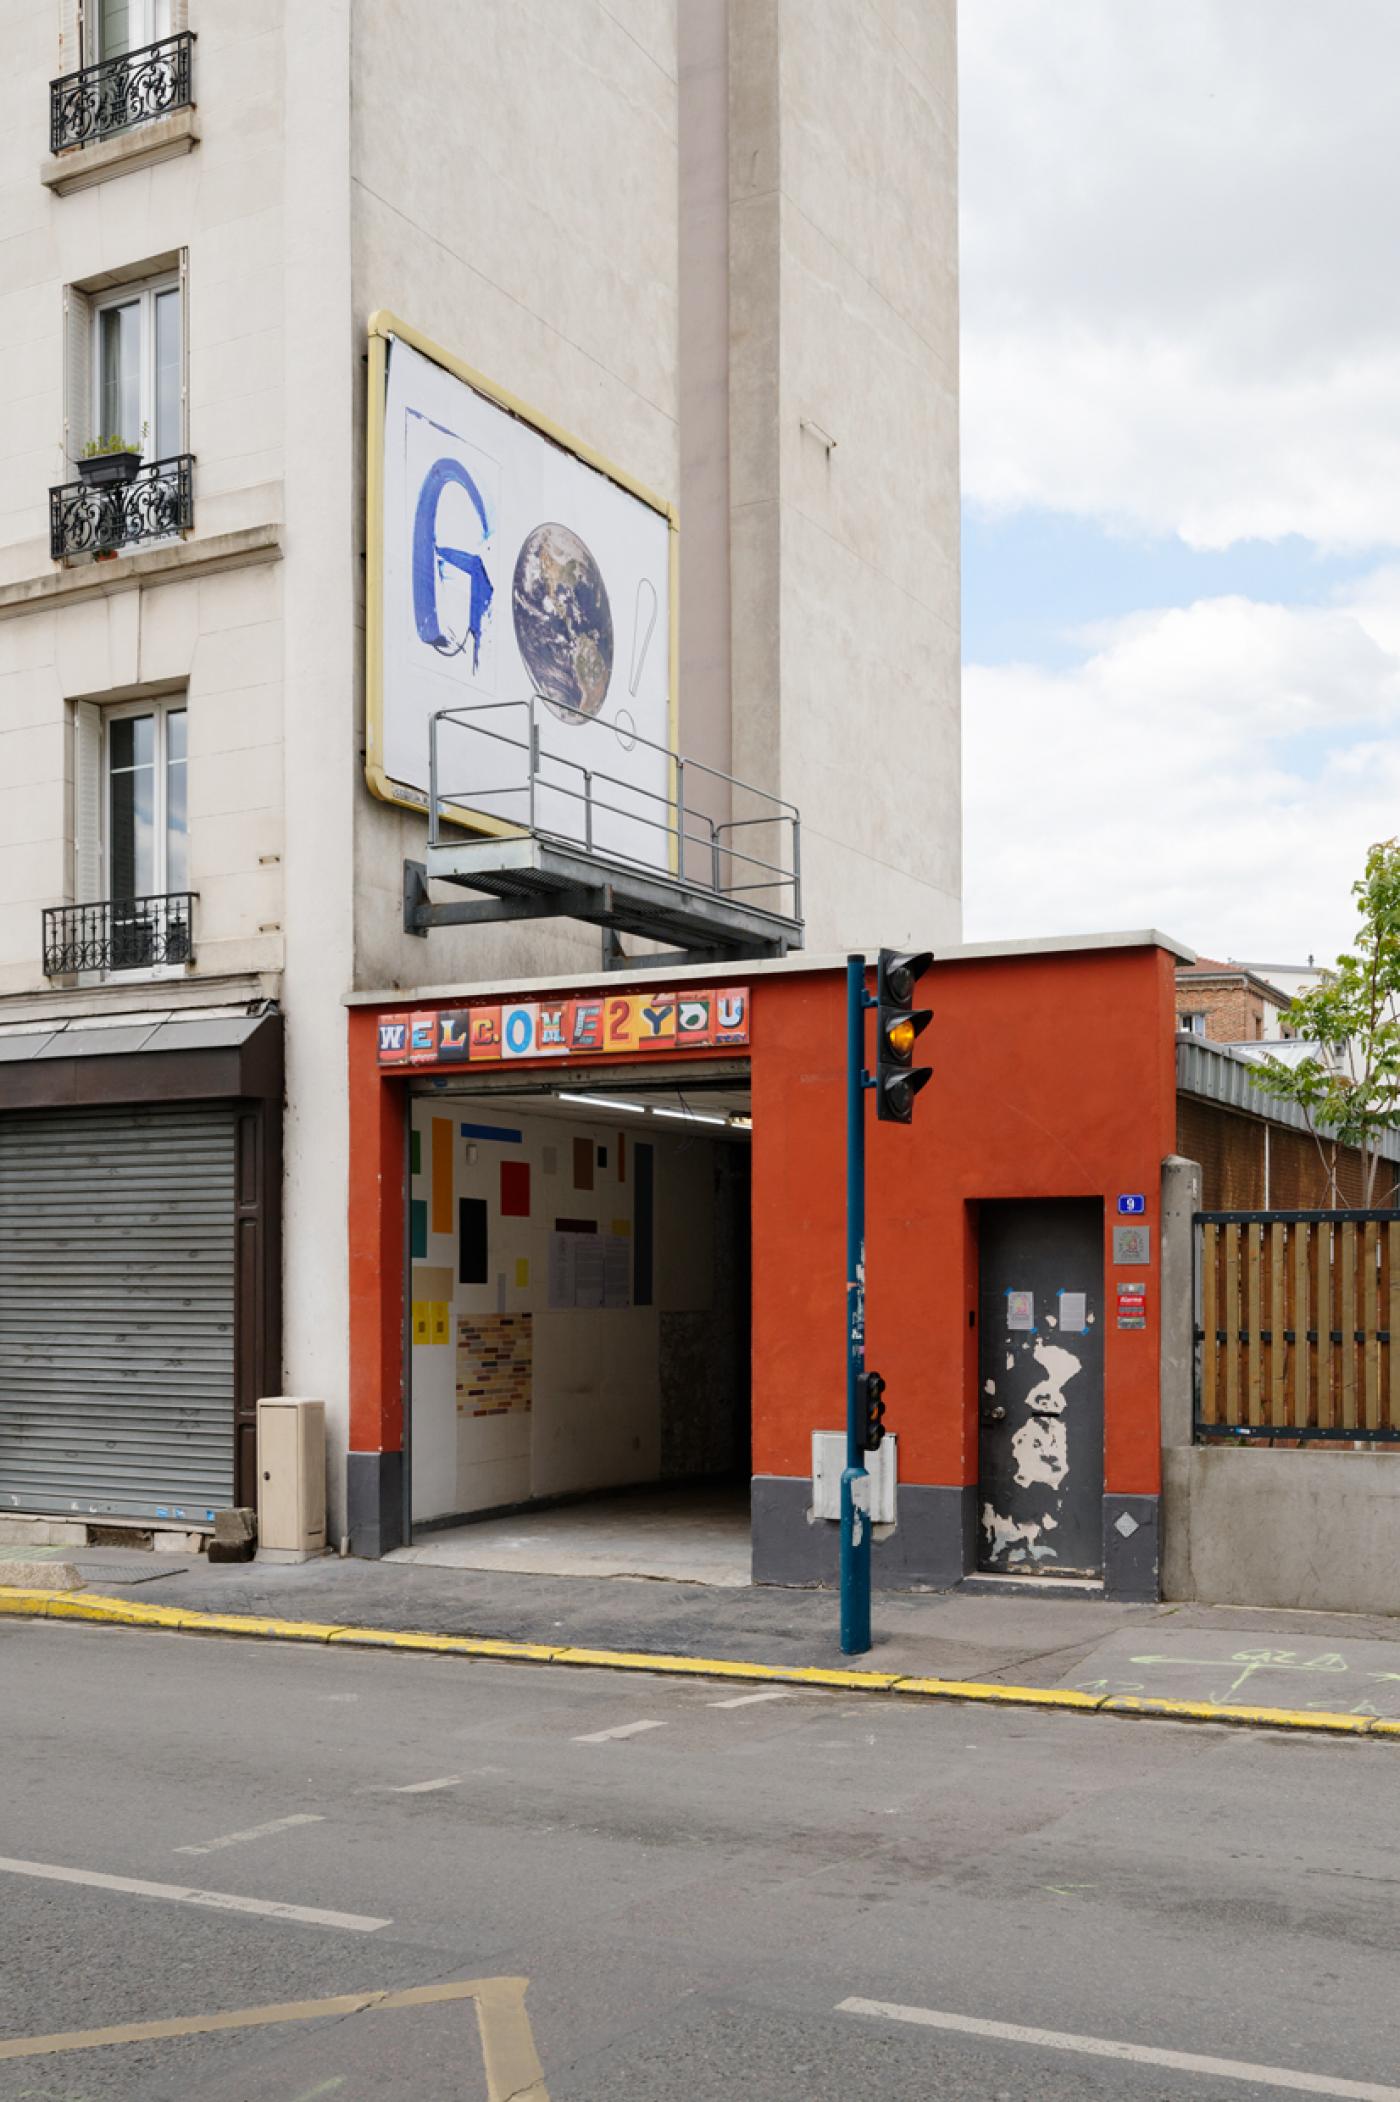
749,947,1178,1496
347,945,1178,1498
348,1006,404,1457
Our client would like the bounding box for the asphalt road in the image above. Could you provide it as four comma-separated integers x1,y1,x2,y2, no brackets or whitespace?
1,1618,1397,2101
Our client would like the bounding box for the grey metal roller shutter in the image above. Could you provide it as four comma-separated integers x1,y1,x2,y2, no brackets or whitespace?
0,1103,236,1523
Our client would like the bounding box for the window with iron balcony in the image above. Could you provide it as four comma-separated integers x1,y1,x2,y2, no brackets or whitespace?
51,264,194,563
44,698,196,981
50,0,195,158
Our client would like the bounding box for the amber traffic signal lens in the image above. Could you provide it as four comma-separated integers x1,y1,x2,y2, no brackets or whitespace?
887,1017,916,1058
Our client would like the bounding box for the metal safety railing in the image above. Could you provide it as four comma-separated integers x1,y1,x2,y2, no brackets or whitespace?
43,892,196,978
50,31,195,154
49,454,194,562
1194,1210,1400,1445
427,697,802,924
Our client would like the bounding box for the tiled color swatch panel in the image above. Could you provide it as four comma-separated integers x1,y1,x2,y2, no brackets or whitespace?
456,1314,533,1418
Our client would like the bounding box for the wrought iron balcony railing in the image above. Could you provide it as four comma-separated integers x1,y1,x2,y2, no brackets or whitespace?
43,894,197,978
49,454,194,563
50,31,195,154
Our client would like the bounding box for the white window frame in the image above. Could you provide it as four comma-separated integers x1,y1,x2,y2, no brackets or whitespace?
103,696,187,904
90,271,183,462
90,0,174,63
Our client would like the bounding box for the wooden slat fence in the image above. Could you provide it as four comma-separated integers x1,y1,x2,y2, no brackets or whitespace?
1195,1211,1400,1443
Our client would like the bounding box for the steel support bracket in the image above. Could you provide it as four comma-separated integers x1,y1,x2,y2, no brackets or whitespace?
403,860,431,937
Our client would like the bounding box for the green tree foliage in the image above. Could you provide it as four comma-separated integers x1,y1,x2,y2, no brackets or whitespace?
1254,839,1400,1207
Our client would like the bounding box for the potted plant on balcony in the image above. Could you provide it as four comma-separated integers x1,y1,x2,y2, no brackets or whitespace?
77,424,147,489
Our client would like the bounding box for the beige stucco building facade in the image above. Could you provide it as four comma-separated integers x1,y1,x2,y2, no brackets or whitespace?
0,0,959,1548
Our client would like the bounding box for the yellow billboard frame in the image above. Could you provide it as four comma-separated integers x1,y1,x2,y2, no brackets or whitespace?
364,310,681,847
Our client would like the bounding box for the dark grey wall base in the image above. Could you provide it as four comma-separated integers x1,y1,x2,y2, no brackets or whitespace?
1103,1493,1160,1600
347,1449,404,1559
751,1475,975,1590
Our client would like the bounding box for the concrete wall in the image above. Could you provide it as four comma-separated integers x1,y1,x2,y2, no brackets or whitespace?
278,0,357,1530
407,1096,734,1524
347,0,682,995
1161,1149,1400,1617
728,0,962,953
1163,1446,1400,1617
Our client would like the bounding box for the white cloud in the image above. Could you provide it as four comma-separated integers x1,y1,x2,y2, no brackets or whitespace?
960,1,1400,548
963,571,1400,960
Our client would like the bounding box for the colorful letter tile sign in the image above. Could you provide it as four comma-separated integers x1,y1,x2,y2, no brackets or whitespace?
377,988,750,1069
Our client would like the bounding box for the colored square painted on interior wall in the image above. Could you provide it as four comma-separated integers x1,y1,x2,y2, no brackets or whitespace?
410,1199,427,1259
500,1160,531,1217
515,1258,530,1289
458,1197,488,1284
573,1136,594,1191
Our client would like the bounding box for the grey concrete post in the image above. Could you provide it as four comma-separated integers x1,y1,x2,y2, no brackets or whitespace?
1160,1155,1201,1450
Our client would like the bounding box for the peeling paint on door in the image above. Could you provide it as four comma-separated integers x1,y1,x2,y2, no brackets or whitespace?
1011,1413,1068,1490
977,1201,1105,1577
1025,1341,1081,1416
981,1503,1055,1562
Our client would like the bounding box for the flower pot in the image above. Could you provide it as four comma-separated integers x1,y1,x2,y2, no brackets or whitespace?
77,450,143,489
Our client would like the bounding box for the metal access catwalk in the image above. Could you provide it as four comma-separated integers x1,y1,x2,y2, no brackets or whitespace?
403,698,804,967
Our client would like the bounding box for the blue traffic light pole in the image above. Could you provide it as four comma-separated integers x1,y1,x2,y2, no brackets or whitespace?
841,953,875,1655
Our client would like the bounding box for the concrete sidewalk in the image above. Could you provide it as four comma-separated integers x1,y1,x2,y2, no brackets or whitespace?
9,1542,1400,1724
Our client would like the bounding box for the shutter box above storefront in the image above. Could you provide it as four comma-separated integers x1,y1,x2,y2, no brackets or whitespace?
0,1007,282,1108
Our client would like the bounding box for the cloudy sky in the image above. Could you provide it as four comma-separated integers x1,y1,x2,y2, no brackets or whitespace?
958,1,1400,965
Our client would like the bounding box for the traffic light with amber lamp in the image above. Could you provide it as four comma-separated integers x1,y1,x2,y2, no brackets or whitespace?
875,947,933,1123
861,1369,888,1452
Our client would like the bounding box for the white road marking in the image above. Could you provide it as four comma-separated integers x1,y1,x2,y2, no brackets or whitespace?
838,1997,1400,2101
572,1719,666,1744
175,1813,325,1856
0,1856,389,1934
384,1774,465,1794
707,1689,793,1710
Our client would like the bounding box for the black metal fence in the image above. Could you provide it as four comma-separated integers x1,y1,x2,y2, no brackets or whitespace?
50,31,195,154
43,894,196,978
49,456,194,563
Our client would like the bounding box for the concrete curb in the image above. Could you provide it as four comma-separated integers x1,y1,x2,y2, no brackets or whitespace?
2,1586,1395,1739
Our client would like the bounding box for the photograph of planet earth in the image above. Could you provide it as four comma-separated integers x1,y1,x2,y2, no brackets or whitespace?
512,522,615,721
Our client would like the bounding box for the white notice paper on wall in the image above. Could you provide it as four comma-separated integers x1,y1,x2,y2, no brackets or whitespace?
548,1232,575,1310
1058,1291,1087,1334
573,1237,606,1309
1006,1290,1034,1331
603,1235,631,1309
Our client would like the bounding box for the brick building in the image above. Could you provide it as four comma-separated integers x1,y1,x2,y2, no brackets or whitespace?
1175,1035,1399,1209
1175,958,1289,1044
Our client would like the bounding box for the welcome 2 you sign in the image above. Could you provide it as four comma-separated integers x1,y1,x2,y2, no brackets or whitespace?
377,987,750,1069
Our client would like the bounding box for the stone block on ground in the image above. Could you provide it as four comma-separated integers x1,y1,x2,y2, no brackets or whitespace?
0,1559,84,1591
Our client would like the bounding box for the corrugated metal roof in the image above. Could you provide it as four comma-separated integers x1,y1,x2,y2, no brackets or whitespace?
1176,1033,1400,1160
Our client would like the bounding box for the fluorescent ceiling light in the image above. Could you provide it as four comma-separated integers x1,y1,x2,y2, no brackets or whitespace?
651,1105,726,1125
556,1090,648,1114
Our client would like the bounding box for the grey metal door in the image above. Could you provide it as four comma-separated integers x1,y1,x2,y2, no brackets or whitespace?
977,1199,1104,1575
0,1104,236,1522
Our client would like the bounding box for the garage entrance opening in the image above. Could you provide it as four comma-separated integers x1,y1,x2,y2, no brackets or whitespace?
400,1064,751,1582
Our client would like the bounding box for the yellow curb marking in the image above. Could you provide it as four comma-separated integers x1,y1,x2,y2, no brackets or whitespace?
1,1586,1395,1740
0,1975,549,2098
